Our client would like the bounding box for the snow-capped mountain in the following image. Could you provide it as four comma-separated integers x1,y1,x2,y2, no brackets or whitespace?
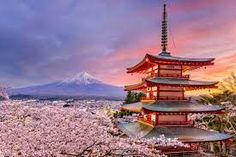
61,72,101,85
8,72,125,98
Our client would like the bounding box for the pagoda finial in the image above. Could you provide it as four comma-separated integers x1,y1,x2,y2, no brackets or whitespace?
159,3,170,56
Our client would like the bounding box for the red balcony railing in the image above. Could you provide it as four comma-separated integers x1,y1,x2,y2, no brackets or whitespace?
146,73,190,79
141,96,157,101
141,96,191,101
158,120,194,126
159,74,190,79
157,96,191,101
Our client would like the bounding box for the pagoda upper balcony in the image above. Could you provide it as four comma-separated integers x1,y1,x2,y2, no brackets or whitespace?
146,73,190,79
158,120,194,126
138,115,194,127
158,96,190,101
141,96,191,101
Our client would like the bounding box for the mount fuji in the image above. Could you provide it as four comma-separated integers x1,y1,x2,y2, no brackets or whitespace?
8,72,125,99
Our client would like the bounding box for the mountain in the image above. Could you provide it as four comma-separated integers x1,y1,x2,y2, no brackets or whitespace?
8,72,125,99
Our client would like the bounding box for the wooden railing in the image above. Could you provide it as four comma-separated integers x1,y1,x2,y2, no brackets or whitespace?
158,120,194,126
146,74,190,79
157,96,191,101
141,96,157,101
159,74,190,79
141,96,191,101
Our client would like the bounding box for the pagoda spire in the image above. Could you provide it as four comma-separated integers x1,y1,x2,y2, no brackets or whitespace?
159,4,170,56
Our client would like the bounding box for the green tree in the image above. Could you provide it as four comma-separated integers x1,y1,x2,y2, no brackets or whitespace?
124,91,145,104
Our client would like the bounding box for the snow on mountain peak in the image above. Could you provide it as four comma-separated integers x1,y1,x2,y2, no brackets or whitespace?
62,72,101,84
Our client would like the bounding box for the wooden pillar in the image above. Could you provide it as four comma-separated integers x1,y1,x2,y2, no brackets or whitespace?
185,113,188,123
155,112,159,126
180,65,183,77
182,89,184,100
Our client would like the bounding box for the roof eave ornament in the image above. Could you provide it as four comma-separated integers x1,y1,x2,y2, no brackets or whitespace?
159,4,171,57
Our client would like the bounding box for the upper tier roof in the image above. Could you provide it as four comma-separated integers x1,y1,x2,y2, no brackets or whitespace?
127,53,215,73
118,122,232,143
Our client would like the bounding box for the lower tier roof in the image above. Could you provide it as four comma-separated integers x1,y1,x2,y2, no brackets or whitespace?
121,101,224,113
117,122,232,143
121,102,143,112
143,101,224,113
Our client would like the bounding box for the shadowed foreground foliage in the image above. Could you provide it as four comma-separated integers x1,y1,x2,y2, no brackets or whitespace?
197,73,236,156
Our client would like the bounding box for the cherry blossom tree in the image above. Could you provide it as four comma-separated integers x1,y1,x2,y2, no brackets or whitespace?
0,100,187,156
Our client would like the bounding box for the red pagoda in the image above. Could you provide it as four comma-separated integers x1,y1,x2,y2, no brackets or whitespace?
118,4,232,152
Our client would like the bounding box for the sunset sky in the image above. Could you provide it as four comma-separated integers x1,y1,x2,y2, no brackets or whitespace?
0,0,236,87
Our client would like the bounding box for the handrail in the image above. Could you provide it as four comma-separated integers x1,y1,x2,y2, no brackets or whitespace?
158,120,194,126
146,73,190,79
141,96,191,101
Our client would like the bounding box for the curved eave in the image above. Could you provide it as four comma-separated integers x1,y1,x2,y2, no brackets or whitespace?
117,122,233,143
121,102,143,113
127,54,215,73
124,81,145,91
142,102,225,113
127,54,154,73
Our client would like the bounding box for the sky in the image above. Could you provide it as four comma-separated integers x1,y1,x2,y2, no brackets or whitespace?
0,0,236,87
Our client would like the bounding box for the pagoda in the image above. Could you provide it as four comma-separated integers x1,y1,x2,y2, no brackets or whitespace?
118,4,232,152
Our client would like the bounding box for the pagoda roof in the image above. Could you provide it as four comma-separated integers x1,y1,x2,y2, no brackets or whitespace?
147,77,218,88
121,102,143,112
124,81,145,91
127,53,214,73
117,122,232,143
143,101,224,113
125,77,218,91
121,101,224,113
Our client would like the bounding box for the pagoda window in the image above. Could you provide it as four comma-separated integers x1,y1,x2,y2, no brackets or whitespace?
152,87,157,91
147,67,152,72
153,91,157,97
151,114,156,122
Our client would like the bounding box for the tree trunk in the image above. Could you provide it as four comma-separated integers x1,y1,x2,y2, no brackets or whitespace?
222,142,227,156
209,142,214,152
218,141,222,156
